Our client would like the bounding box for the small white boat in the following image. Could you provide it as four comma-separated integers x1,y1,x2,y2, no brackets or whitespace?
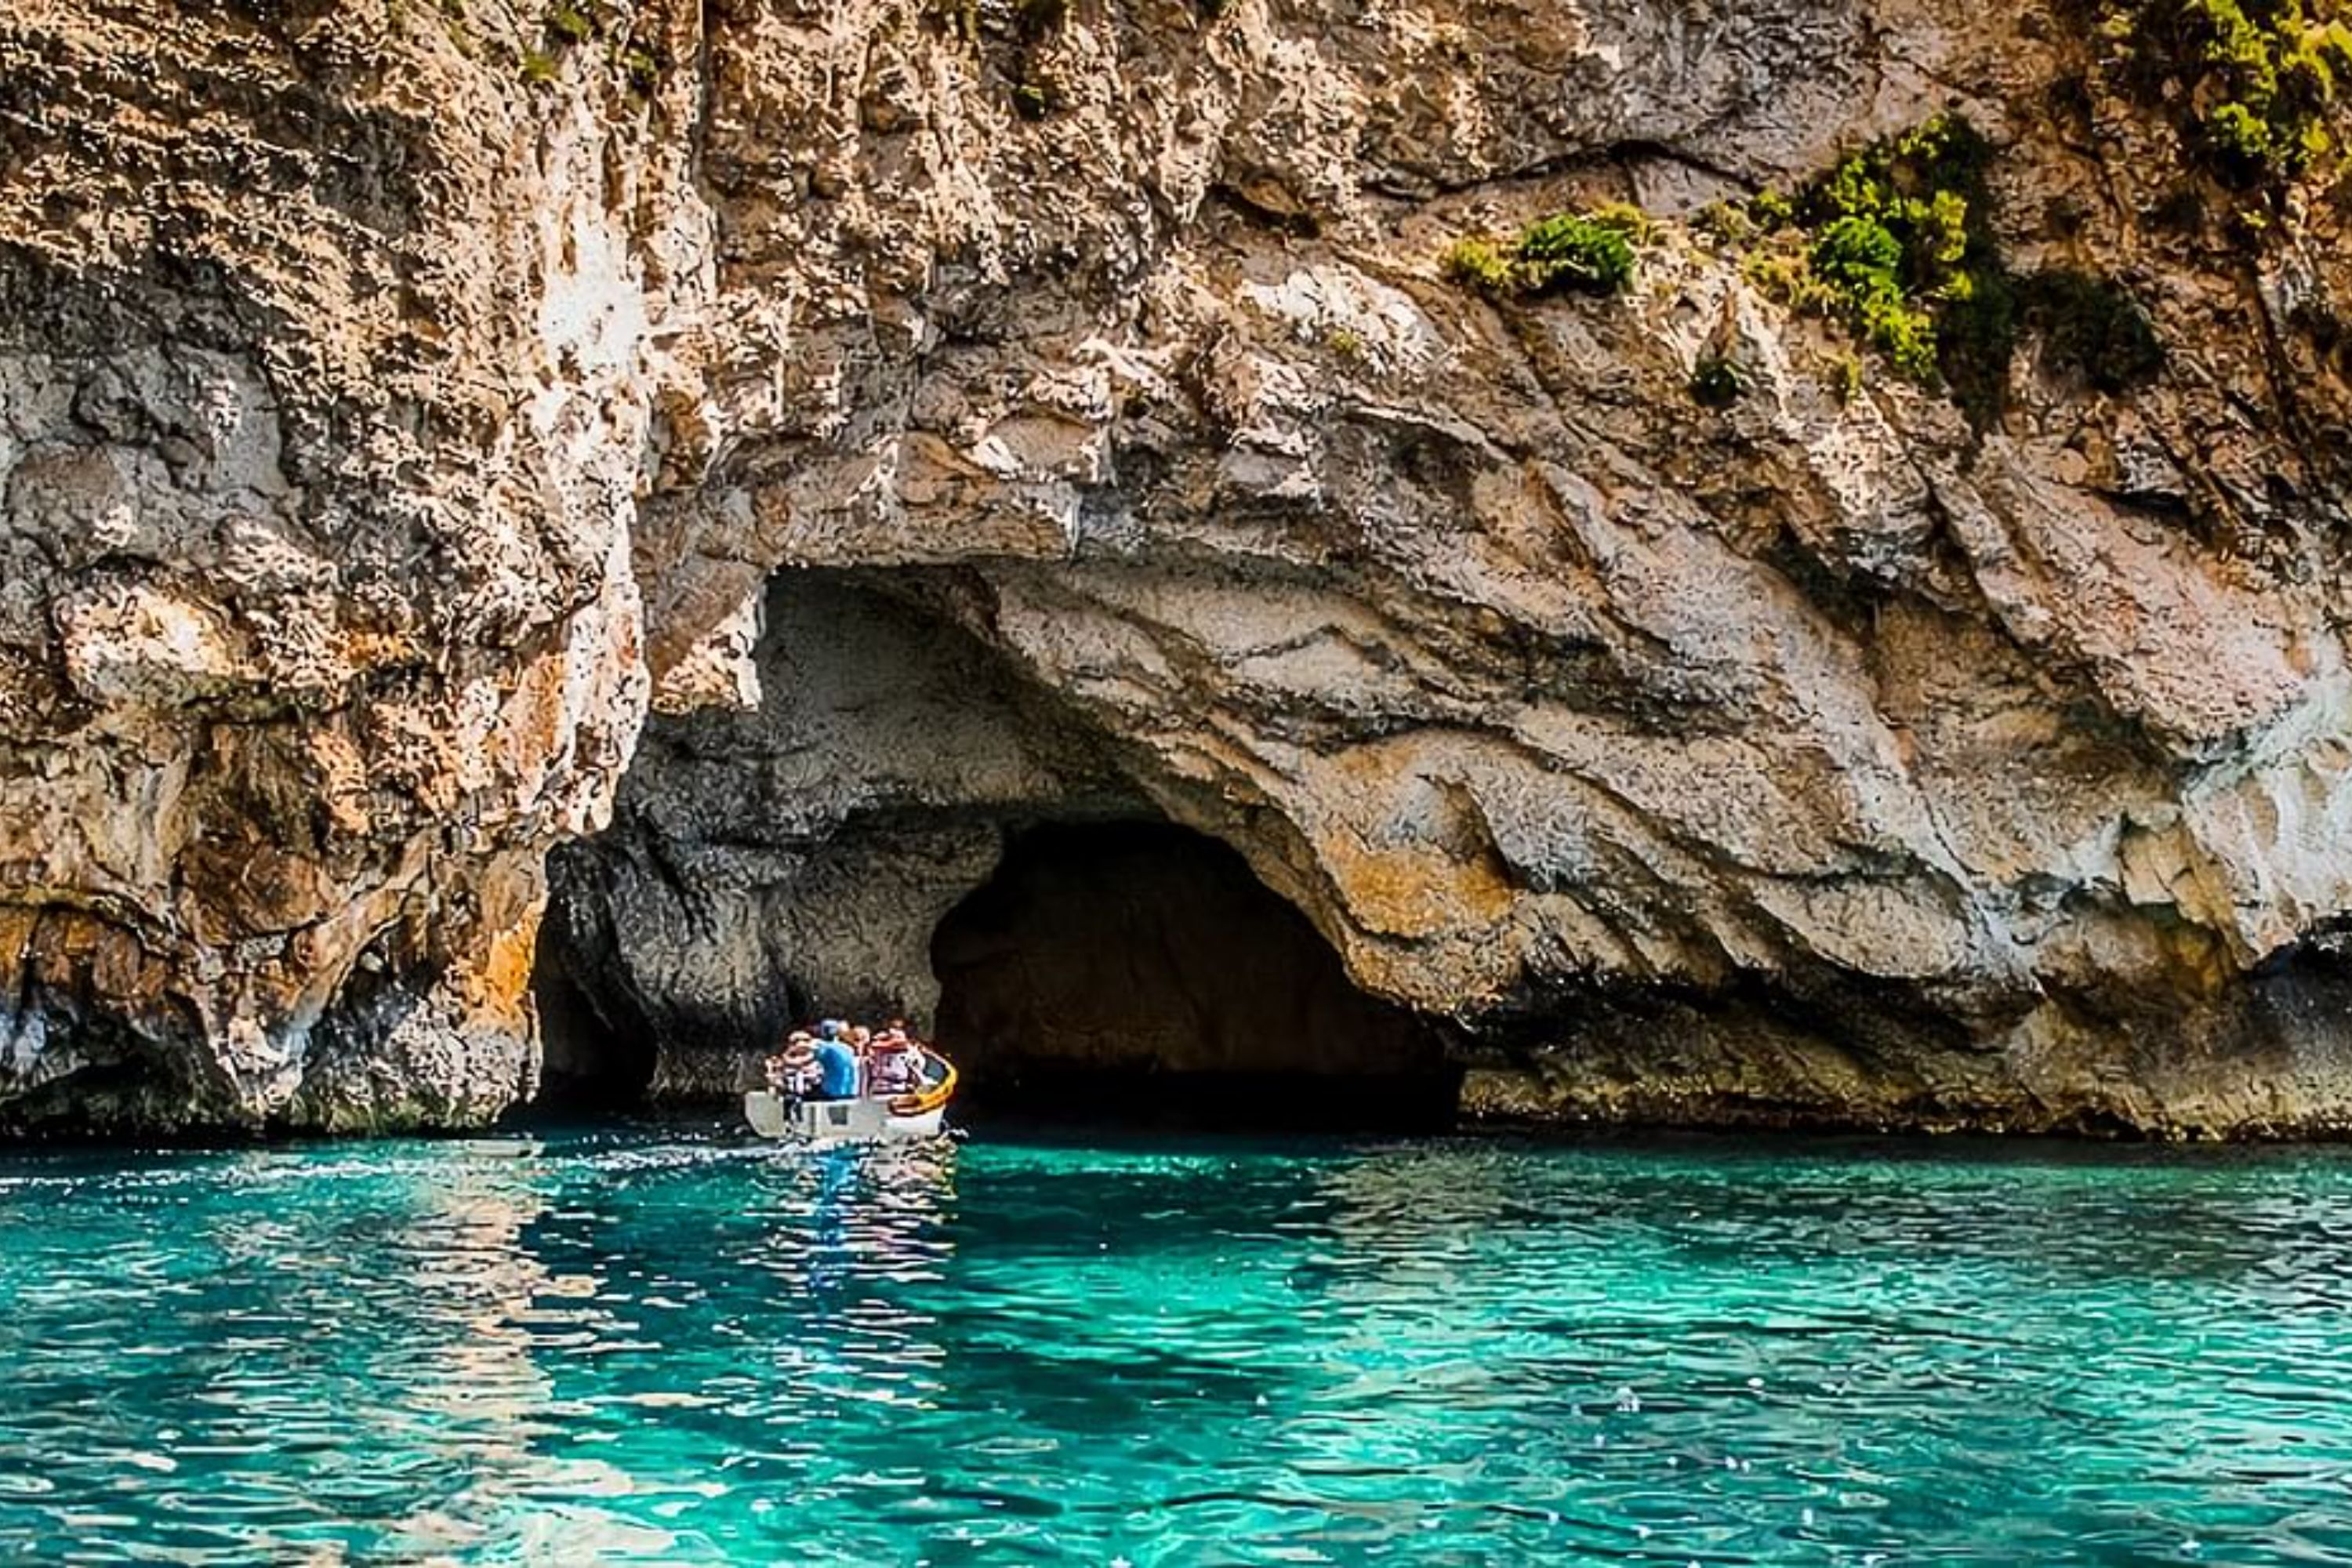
743,1050,958,1145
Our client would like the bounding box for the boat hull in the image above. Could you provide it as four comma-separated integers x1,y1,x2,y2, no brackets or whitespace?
743,1090,946,1145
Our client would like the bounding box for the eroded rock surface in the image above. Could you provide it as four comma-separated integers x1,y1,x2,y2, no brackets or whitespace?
9,0,2352,1131
0,0,697,1127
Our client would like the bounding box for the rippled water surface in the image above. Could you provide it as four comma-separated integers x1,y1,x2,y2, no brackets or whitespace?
5,1128,2352,1564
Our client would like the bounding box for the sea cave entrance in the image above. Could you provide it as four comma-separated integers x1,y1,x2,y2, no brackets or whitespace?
528,567,1464,1132
931,821,1461,1131
532,908,659,1112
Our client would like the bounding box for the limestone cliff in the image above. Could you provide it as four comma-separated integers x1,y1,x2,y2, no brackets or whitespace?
0,0,688,1127
6,0,2352,1134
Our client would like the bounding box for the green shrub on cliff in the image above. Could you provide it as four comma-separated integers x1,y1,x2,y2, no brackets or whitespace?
1442,237,1515,295
1514,212,1639,296
547,0,594,43
1443,204,1644,301
1742,114,2017,417
619,44,662,94
516,0,667,95
520,0,597,83
1748,188,1797,231
2099,0,2352,181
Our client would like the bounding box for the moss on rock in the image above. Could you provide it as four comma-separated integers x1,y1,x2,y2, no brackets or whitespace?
1443,205,1645,302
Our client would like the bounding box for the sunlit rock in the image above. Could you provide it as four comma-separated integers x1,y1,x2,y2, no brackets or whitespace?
9,0,2352,1132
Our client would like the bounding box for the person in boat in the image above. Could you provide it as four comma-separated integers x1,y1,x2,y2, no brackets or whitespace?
810,1020,861,1101
866,1022,921,1095
766,1031,818,1096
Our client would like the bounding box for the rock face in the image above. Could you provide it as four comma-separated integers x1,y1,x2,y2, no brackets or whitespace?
0,0,693,1127
8,0,2352,1133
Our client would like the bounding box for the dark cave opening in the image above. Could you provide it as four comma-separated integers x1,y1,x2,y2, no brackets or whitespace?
531,909,659,1112
931,821,1462,1132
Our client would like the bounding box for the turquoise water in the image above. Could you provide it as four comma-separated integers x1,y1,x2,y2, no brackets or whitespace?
3,1129,2352,1565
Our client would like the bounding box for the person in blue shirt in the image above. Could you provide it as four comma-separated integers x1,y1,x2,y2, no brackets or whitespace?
811,1020,860,1101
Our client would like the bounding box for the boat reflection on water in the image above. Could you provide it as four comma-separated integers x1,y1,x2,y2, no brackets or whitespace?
758,1138,962,1303
481,1135,970,1559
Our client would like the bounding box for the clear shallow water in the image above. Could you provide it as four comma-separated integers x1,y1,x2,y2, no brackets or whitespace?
3,1129,2352,1566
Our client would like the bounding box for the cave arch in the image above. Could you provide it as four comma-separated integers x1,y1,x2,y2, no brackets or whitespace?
532,568,1465,1130
931,821,1461,1131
